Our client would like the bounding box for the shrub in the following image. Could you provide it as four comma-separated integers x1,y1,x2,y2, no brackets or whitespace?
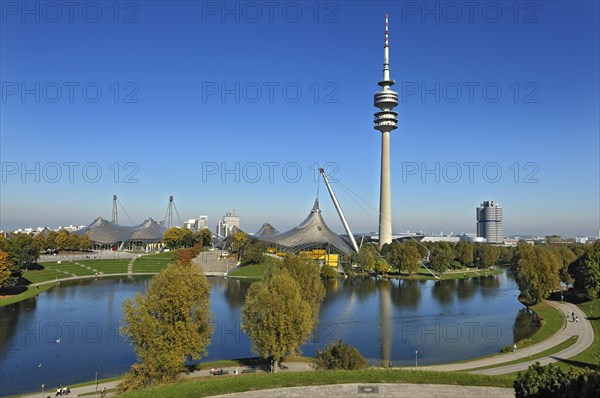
514,362,598,397
320,265,338,279
314,340,366,370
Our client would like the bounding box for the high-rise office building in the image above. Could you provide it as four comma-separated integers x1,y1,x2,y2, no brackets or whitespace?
476,201,503,243
216,211,240,238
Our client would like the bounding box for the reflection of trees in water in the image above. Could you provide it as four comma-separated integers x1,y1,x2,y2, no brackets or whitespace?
431,279,456,305
348,276,378,301
513,307,539,343
320,279,346,311
478,274,502,298
456,278,477,301
0,298,36,363
391,280,422,309
220,278,252,309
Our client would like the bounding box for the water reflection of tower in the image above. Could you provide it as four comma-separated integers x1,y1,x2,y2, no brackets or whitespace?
374,13,399,249
379,281,392,366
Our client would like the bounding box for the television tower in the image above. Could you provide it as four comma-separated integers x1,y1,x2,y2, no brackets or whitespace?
374,13,398,248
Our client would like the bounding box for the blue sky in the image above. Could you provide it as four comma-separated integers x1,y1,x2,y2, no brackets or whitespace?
1,0,599,237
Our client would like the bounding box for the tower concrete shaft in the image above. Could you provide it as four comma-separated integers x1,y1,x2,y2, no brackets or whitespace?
374,13,398,248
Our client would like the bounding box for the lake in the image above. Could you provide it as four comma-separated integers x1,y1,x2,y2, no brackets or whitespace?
0,271,529,396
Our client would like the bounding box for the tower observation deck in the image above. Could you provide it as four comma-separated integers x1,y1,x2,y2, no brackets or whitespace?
374,14,398,248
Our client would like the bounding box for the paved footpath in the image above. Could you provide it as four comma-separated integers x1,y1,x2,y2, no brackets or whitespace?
413,300,594,375
17,300,593,397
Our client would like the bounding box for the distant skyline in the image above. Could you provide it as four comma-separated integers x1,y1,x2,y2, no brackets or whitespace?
1,1,599,238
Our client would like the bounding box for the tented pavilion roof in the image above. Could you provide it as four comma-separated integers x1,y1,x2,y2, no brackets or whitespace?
257,199,354,256
79,217,166,245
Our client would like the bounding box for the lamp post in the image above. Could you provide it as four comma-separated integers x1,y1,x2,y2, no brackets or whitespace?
41,384,44,397
415,350,418,368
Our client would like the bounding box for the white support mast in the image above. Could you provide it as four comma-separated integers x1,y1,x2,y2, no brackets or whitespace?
319,168,360,254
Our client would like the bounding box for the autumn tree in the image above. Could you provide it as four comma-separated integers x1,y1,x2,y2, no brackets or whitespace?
513,244,561,305
230,231,247,253
5,233,39,271
241,271,312,371
120,263,213,391
41,231,58,252
0,249,13,288
80,235,93,251
162,227,194,249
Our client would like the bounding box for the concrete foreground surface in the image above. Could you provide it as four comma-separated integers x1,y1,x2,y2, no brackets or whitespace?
208,383,514,398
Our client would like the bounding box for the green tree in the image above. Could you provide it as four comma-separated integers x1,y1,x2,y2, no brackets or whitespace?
270,254,325,322
0,249,13,288
314,340,367,370
514,362,599,398
241,271,313,370
120,263,213,391
199,228,212,247
455,241,474,266
429,243,454,276
513,244,561,305
476,244,501,268
240,239,268,264
320,265,338,279
356,244,379,272
398,244,422,275
570,240,600,300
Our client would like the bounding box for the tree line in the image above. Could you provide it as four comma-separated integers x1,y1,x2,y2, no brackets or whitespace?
0,230,95,289
354,240,508,276
513,240,600,304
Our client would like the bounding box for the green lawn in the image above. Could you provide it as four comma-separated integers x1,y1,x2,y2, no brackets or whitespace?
0,283,56,306
555,298,600,371
397,267,502,281
119,369,514,398
228,260,273,278
132,252,174,273
523,301,565,346
468,336,578,371
80,259,130,274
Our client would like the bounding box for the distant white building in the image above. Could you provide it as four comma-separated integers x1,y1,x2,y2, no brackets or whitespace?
184,216,209,232
458,233,486,243
575,236,588,244
216,211,240,238
420,236,460,243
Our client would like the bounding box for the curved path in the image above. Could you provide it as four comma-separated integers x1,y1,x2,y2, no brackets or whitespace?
413,300,593,375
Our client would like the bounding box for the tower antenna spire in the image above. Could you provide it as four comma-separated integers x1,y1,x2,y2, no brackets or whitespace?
374,13,399,248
